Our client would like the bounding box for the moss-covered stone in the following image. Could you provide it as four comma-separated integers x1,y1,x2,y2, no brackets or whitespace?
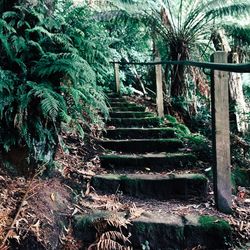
109,111,154,119
92,173,207,200
165,114,178,123
184,215,232,249
100,152,196,170
109,102,139,108
107,117,161,127
100,138,183,153
73,211,232,250
130,213,185,249
111,106,146,112
105,127,177,139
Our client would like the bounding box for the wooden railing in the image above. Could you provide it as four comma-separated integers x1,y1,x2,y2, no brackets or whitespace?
111,51,250,214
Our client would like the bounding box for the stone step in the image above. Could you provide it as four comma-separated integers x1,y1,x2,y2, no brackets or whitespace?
109,102,137,107
105,127,177,139
109,111,154,119
111,106,146,112
106,92,121,98
107,117,161,127
107,97,126,102
100,152,196,170
74,211,231,250
99,138,183,153
92,173,208,200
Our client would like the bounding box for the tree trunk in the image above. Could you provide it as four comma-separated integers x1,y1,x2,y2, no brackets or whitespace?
170,43,187,98
228,53,249,133
212,29,249,133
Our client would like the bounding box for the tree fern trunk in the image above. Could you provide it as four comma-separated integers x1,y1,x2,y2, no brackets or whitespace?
170,44,187,98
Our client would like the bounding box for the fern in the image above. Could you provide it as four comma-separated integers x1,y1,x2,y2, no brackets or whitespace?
27,82,65,119
10,35,26,53
0,1,111,167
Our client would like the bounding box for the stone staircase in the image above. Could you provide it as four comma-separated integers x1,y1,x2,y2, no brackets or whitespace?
74,93,232,249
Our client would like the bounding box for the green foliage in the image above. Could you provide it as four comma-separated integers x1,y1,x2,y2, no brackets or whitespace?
164,115,177,124
199,216,231,233
0,1,111,166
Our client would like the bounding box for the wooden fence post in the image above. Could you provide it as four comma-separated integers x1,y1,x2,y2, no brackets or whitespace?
155,57,164,118
114,63,120,95
211,51,232,214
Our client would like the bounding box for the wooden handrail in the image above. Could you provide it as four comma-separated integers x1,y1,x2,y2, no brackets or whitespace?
110,60,250,73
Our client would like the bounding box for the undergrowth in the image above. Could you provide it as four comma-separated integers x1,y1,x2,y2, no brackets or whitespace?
0,1,112,169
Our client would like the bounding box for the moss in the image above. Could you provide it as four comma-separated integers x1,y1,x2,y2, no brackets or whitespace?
109,112,154,118
133,221,148,233
175,124,191,136
165,115,178,123
111,106,145,112
198,216,231,234
180,174,207,182
108,117,161,127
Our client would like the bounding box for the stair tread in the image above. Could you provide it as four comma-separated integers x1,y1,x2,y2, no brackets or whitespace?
100,138,182,142
101,152,194,158
94,172,206,180
106,127,175,131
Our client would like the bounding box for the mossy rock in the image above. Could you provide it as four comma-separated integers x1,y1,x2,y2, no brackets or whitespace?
109,102,139,108
100,152,197,171
107,117,161,128
100,138,183,153
111,106,146,112
109,111,154,119
104,127,177,139
92,173,208,200
184,215,232,249
73,211,232,250
165,115,178,123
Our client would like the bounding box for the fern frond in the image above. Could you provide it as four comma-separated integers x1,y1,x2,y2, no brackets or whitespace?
2,11,20,20
27,81,64,119
27,40,45,55
96,239,126,250
0,19,16,33
17,20,31,29
26,26,53,39
99,231,131,244
0,34,14,60
10,35,26,53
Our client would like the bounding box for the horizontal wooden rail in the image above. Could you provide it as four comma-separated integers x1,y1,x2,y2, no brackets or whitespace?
110,60,250,73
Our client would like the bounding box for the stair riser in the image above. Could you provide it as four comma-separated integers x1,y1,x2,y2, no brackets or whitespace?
111,106,146,112
100,154,196,170
109,112,154,118
109,103,139,108
106,93,121,98
92,176,207,200
105,128,176,139
107,97,126,102
100,140,183,153
107,118,161,127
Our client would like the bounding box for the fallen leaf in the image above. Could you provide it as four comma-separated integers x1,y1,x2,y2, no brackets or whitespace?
50,193,55,202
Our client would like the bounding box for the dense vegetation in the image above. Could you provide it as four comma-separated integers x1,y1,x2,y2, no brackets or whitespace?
0,0,249,170
0,1,250,249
